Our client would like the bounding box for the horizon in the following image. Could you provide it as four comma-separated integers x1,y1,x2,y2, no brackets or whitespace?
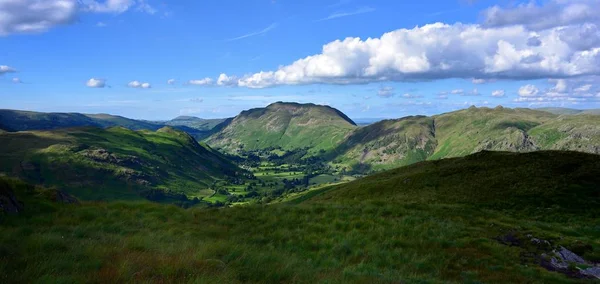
2,102,598,122
2,1,600,120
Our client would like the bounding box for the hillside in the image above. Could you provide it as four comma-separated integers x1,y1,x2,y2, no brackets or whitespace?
0,109,162,132
538,107,600,115
330,116,436,170
206,102,357,153
330,106,600,171
309,151,600,216
2,151,599,282
0,126,247,203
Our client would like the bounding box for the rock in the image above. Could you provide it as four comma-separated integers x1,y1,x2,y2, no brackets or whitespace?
0,191,23,214
556,246,586,264
581,267,600,279
51,190,79,204
0,183,23,214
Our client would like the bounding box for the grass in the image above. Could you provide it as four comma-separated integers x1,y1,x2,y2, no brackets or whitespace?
2,151,599,283
0,126,246,202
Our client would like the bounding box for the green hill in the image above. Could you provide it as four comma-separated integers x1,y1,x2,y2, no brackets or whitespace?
2,151,599,283
538,107,600,115
0,126,247,203
330,106,600,171
0,109,162,132
206,102,357,153
309,151,600,216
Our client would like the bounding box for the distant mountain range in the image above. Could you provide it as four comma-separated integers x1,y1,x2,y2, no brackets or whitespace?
0,109,230,140
2,104,600,173
205,103,600,171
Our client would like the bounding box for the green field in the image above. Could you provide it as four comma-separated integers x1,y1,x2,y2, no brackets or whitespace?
2,151,599,283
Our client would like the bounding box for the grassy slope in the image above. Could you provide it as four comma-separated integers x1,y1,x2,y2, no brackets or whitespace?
332,106,600,170
330,116,437,170
429,106,556,159
206,102,357,153
0,109,165,131
529,114,600,153
0,127,244,201
2,151,599,283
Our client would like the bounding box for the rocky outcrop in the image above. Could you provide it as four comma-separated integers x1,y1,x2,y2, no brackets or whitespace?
0,188,23,214
496,231,600,279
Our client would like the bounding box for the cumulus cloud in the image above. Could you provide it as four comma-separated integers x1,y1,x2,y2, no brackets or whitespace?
0,0,78,36
11,77,21,83
188,78,213,86
450,89,464,95
482,0,600,30
0,0,157,36
472,78,486,84
217,20,600,88
377,86,395,98
518,84,539,96
0,65,15,74
216,73,238,86
128,80,151,88
167,79,176,85
86,78,106,88
491,89,505,97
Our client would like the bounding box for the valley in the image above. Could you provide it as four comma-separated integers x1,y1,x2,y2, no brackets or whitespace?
1,103,600,282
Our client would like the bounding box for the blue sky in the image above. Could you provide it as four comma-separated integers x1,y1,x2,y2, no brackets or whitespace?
1,0,600,120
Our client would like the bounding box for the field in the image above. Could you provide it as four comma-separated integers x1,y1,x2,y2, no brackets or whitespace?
2,151,599,283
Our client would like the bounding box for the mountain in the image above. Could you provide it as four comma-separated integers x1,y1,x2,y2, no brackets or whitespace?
206,102,357,153
0,109,162,132
3,151,599,282
163,116,227,131
538,107,600,115
330,106,600,171
0,126,247,203
329,116,436,170
0,109,230,140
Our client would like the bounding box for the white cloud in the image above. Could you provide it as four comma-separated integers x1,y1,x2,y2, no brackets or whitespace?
0,0,78,36
472,78,486,84
86,78,106,88
0,65,15,74
549,79,567,93
11,77,21,83
491,89,505,97
463,88,480,96
220,21,600,88
377,86,395,98
451,89,464,95
402,93,422,99
167,79,176,85
575,84,592,92
188,78,213,86
216,73,238,86
80,0,132,13
482,0,600,30
518,84,539,97
128,80,151,88
0,0,157,36
317,7,375,22
96,21,107,27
